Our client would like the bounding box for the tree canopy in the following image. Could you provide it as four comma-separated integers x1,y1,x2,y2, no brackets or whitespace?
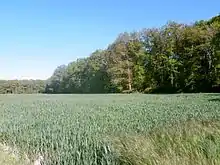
0,80,46,94
1,15,220,94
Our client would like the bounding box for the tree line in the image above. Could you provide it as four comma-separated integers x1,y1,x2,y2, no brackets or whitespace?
1,15,220,94
0,80,45,94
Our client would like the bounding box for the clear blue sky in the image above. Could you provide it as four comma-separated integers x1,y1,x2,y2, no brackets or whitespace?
0,0,219,80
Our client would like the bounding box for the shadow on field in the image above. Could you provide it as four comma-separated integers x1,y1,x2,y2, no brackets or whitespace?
208,93,220,102
206,93,220,102
209,98,220,102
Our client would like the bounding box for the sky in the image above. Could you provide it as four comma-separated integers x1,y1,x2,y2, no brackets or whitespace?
0,0,219,80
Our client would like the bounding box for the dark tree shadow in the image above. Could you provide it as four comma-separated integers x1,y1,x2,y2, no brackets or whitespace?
208,98,220,102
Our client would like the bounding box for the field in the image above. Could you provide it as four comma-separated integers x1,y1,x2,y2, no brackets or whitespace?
0,94,220,165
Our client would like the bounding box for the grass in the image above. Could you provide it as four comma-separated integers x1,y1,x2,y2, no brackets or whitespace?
0,150,20,165
0,143,28,165
111,120,220,165
0,93,220,164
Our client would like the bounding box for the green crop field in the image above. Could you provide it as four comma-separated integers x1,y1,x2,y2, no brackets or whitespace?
0,94,220,165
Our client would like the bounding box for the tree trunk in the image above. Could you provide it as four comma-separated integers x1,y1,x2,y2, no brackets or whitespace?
127,60,132,91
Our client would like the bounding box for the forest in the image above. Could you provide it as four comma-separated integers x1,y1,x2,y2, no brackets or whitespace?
0,15,220,94
0,80,45,94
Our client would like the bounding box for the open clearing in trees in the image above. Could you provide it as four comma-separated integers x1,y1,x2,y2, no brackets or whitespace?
0,94,220,165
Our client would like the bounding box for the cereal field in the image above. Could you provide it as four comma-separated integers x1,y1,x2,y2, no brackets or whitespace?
0,94,220,165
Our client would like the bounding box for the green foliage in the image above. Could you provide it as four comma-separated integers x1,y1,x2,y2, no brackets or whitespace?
0,94,220,164
0,80,46,94
44,15,220,94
